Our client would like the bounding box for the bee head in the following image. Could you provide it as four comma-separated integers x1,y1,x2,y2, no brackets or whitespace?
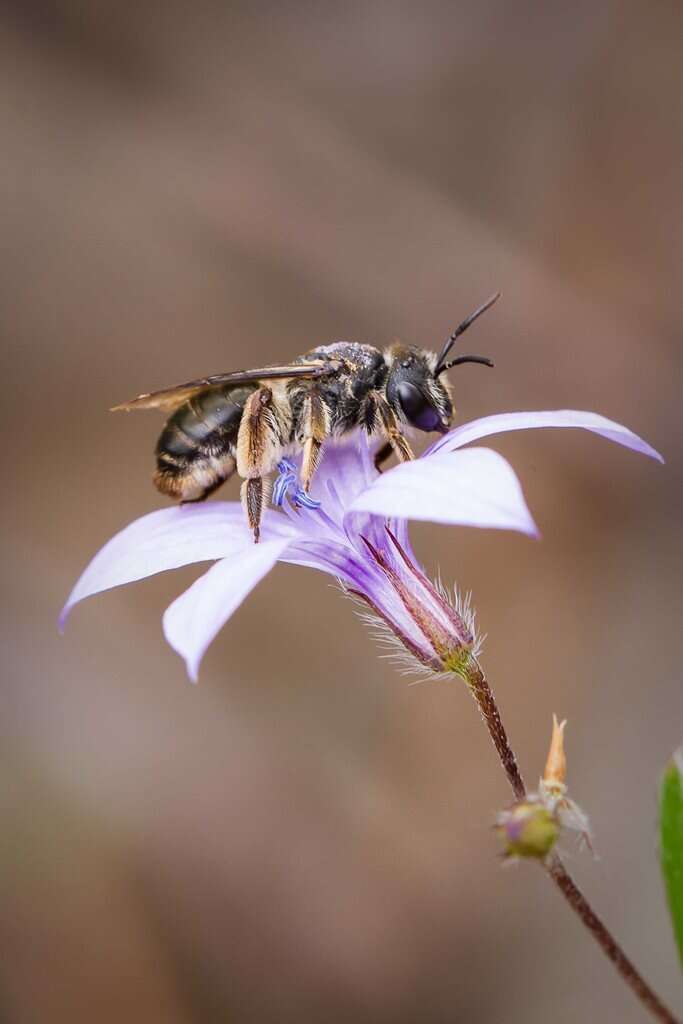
386,346,454,434
386,295,498,435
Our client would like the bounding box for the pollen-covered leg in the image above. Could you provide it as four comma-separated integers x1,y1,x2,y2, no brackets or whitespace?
236,386,288,541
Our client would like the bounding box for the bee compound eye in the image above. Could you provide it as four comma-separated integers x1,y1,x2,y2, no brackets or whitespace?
396,381,441,432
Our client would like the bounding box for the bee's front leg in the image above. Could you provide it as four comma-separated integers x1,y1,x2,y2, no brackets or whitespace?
376,397,414,463
373,441,394,473
236,386,284,542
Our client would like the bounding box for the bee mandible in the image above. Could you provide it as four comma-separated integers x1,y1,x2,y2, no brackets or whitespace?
112,294,499,542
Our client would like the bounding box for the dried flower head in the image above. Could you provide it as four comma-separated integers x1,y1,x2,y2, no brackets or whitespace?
539,715,593,851
499,714,593,861
497,799,561,860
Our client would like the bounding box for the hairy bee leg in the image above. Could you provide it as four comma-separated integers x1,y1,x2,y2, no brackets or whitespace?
179,457,237,504
241,478,264,542
300,438,323,500
236,386,288,541
373,441,394,473
299,391,331,495
179,479,224,505
377,398,414,463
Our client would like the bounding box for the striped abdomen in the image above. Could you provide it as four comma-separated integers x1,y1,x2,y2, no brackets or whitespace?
154,384,256,501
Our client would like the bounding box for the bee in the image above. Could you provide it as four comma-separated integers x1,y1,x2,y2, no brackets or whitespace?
112,294,498,542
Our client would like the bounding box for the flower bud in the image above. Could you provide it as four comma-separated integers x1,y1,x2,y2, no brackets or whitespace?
496,799,560,861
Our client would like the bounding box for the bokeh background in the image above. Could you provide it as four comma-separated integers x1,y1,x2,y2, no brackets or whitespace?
2,2,682,1021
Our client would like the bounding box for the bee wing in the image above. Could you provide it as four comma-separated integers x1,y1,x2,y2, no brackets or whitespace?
110,362,334,413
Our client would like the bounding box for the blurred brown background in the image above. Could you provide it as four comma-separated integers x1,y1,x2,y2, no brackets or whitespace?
1,1,682,1021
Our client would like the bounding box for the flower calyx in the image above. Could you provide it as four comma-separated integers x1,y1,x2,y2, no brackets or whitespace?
359,527,478,677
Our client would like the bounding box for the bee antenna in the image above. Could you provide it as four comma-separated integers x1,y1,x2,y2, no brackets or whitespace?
435,292,500,375
438,354,494,372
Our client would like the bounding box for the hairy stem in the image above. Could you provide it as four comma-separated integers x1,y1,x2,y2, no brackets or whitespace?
465,666,526,800
465,661,680,1024
546,854,678,1024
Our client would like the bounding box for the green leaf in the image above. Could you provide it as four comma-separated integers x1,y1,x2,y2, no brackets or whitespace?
660,749,683,971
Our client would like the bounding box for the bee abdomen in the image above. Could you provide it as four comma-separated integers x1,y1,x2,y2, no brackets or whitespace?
153,450,236,502
154,385,254,501
162,386,254,448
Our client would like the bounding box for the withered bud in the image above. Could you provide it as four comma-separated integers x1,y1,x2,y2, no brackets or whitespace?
542,713,567,798
537,714,594,852
496,799,560,861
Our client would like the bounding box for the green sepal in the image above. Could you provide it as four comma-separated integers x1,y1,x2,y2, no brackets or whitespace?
660,750,683,972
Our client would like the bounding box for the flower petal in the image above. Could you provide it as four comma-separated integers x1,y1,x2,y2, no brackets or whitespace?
347,447,539,535
163,539,291,681
59,503,294,629
427,410,664,462
317,434,376,504
283,538,380,590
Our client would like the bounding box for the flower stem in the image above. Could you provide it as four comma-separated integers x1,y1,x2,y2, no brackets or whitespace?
465,666,526,801
546,854,678,1024
465,661,680,1024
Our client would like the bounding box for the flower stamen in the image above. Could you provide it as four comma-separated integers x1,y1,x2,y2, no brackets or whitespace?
273,458,322,511
272,459,297,507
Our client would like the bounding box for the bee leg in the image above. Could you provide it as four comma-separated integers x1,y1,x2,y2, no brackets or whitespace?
180,478,225,505
299,391,331,499
236,386,285,542
376,398,414,463
240,478,265,542
373,441,394,473
179,457,237,504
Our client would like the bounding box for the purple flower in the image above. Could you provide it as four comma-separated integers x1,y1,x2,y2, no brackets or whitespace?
60,410,662,681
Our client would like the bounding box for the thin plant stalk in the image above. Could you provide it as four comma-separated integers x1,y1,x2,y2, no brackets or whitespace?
465,663,680,1024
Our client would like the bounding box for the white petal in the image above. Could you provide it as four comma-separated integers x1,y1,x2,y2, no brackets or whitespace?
163,539,290,681
427,410,664,461
347,448,539,535
60,503,293,629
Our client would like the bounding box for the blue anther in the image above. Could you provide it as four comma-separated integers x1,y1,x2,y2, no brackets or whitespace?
273,460,297,507
293,488,321,510
273,459,321,511
272,474,292,507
